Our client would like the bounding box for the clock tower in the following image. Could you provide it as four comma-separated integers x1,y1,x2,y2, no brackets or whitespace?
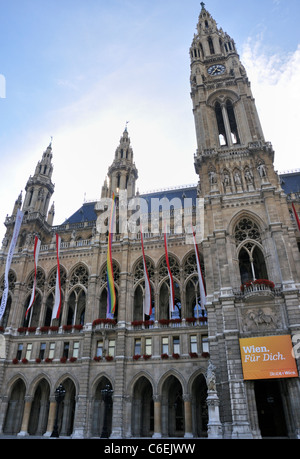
191,4,300,438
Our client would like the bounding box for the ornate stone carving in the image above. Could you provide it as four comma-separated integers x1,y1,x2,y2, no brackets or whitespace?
241,306,282,332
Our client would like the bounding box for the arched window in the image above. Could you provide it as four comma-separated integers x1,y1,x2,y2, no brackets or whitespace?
208,37,215,54
226,100,240,144
67,288,86,326
99,261,120,321
133,257,155,320
234,218,268,284
215,99,240,147
215,102,227,146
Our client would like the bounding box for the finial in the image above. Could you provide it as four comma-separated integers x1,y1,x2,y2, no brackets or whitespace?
125,121,129,131
48,136,53,149
201,2,205,9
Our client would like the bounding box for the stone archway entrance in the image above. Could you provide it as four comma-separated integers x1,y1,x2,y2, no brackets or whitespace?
3,379,26,434
28,378,50,436
161,375,184,437
131,376,154,437
91,377,113,437
191,373,208,437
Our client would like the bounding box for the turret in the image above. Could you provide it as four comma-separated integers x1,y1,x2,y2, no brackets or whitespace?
22,141,55,218
105,126,138,199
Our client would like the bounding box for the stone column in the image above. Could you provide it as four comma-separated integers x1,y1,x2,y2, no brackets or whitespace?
183,395,193,438
0,396,9,434
44,396,56,436
152,395,162,438
207,391,222,439
17,396,33,437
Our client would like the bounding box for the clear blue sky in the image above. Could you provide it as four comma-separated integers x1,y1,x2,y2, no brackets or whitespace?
0,0,300,242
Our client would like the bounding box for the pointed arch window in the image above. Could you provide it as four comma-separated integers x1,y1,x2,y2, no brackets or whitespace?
226,100,240,144
234,218,268,284
215,102,227,146
215,99,240,147
208,37,215,54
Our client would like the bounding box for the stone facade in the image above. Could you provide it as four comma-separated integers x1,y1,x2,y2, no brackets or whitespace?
0,4,300,439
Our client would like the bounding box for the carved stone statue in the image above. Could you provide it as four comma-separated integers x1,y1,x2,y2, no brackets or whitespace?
206,360,217,391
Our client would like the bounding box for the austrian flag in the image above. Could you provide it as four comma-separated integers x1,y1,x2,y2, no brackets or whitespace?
192,227,206,308
141,229,152,317
51,234,62,320
164,223,175,316
25,236,41,318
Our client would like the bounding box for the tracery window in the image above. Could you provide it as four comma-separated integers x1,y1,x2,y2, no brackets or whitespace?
27,268,45,291
158,256,180,281
100,261,120,286
134,258,154,284
69,264,89,288
48,267,67,290
234,218,267,284
234,218,261,245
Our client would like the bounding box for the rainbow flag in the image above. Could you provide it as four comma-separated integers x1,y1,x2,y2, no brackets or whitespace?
107,193,116,317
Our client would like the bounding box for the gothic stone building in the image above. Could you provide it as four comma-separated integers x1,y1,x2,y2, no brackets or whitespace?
0,4,300,439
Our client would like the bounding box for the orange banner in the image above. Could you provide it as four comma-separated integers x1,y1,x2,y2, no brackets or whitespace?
239,335,298,380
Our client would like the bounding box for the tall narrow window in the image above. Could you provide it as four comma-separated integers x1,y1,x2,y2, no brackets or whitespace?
190,335,197,354
162,337,169,355
108,339,115,357
145,338,152,356
16,344,23,360
63,342,69,358
226,100,240,144
28,188,34,207
96,340,103,357
208,37,215,54
25,343,32,360
215,102,227,146
202,336,209,353
49,342,55,359
39,343,46,360
134,338,141,355
173,337,180,355
73,341,80,358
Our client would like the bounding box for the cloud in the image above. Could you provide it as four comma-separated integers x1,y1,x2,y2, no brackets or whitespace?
241,38,300,172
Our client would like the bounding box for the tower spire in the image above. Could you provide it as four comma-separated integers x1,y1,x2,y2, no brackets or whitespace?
104,128,138,200
22,142,55,217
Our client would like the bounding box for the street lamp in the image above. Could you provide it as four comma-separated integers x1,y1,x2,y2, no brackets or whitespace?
51,384,66,438
101,384,113,438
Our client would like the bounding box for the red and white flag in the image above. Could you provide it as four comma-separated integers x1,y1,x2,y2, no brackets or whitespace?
141,228,152,317
292,203,300,232
25,236,41,318
164,222,175,315
52,234,62,320
192,227,206,309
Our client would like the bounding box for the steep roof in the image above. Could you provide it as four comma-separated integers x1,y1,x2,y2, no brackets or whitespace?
62,172,300,226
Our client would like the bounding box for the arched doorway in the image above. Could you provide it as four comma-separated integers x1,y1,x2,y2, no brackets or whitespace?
91,377,113,437
3,379,26,434
161,375,184,437
131,376,154,437
28,379,50,436
191,374,208,437
254,380,288,438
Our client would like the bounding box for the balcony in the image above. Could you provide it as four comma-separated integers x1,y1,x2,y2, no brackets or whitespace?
235,279,281,301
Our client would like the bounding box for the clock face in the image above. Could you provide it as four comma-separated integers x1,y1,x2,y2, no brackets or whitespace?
207,64,226,76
